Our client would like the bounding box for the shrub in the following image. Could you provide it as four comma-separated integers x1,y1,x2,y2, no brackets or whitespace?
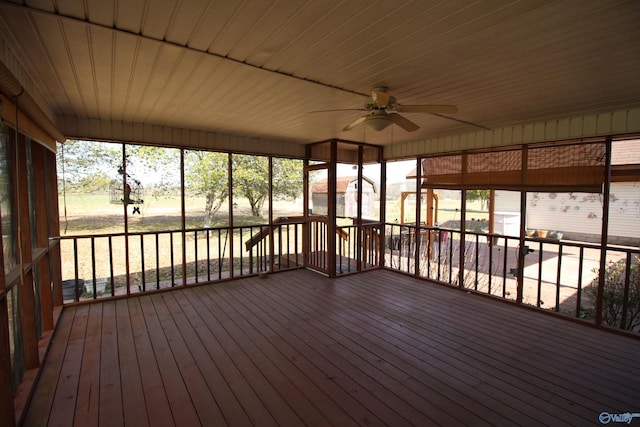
586,257,640,331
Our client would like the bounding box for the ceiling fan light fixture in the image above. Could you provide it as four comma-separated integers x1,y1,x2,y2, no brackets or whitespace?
365,114,393,131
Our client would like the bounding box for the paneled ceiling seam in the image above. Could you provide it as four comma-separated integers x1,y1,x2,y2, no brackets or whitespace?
0,0,370,99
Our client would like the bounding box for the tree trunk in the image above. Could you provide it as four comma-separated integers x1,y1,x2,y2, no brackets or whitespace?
204,193,214,228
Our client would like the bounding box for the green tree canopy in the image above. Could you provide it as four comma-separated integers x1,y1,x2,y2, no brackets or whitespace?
58,140,303,225
57,140,121,192
185,151,229,227
466,189,491,210
231,155,303,217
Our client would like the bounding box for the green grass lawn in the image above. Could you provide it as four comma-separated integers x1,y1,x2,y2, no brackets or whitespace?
60,193,489,235
59,193,305,235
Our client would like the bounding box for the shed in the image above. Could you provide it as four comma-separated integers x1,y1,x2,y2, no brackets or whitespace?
311,176,376,218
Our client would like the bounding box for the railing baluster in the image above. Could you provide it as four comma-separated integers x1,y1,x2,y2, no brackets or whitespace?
537,241,543,308
140,234,146,292
555,244,563,311
109,236,114,296
218,229,223,280
474,234,479,290
448,231,454,285
238,227,244,276
621,252,632,329
437,230,442,282
170,232,175,286
206,229,211,281
73,239,79,301
194,230,198,283
91,237,96,299
502,238,508,297
487,235,496,295
155,233,160,289
576,247,584,317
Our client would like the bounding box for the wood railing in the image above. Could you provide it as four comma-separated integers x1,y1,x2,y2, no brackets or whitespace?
59,219,640,334
60,221,305,302
384,222,640,334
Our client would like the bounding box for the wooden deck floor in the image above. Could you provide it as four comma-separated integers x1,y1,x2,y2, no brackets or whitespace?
24,269,640,426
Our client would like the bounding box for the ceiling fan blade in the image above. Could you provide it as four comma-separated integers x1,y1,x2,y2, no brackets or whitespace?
394,104,458,114
388,113,419,132
342,115,369,131
308,108,365,113
371,89,391,107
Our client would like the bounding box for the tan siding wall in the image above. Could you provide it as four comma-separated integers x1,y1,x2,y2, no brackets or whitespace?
58,116,306,158
385,108,640,160
494,184,640,244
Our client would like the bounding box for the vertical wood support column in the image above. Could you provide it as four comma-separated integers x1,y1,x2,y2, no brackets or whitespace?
0,98,15,427
379,159,387,267
0,204,15,427
122,144,131,295
458,154,467,287
459,189,467,287
516,146,529,304
302,152,310,266
31,143,53,331
228,153,234,279
488,189,495,236
45,149,62,306
596,137,613,325
180,149,187,285
327,140,337,277
356,145,363,271
268,156,275,272
14,135,38,370
414,158,422,276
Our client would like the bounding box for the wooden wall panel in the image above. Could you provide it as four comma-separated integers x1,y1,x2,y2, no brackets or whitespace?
385,108,640,160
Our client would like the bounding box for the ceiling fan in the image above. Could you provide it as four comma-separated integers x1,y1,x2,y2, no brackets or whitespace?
313,87,458,132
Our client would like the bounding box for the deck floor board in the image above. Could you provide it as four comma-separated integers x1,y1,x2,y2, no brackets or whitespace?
24,269,640,426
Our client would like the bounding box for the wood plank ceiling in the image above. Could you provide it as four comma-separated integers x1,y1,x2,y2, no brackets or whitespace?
0,0,639,148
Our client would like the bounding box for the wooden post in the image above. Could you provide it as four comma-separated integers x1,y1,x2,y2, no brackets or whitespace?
426,189,434,227
414,158,422,276
180,149,187,285
303,154,310,267
327,140,337,277
31,142,53,331
596,138,612,325
488,189,495,236
458,155,467,287
459,190,467,287
0,180,15,427
15,135,39,371
379,159,387,267
45,149,63,306
516,147,528,304
268,157,275,272
356,145,363,271
123,144,131,295
227,153,234,279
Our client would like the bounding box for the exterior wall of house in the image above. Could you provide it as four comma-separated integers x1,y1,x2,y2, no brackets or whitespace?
494,185,640,246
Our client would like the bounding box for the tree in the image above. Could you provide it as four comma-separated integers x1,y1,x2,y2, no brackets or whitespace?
58,140,303,225
466,189,491,210
184,151,229,227
232,155,268,217
57,140,120,192
232,155,303,218
272,157,304,200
